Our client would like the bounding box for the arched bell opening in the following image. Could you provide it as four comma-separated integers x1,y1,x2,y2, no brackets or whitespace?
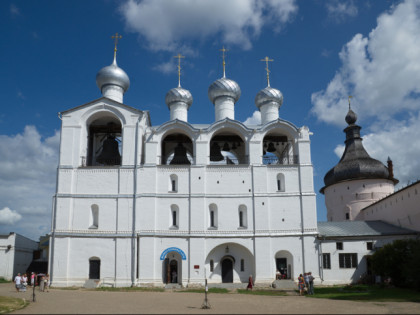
161,133,193,165
209,132,246,165
262,133,296,165
87,116,122,166
162,251,182,285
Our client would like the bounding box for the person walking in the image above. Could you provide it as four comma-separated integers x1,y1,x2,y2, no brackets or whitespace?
247,275,254,290
30,272,35,287
304,272,309,293
44,274,50,292
298,274,305,296
14,273,22,292
308,272,315,295
21,274,28,292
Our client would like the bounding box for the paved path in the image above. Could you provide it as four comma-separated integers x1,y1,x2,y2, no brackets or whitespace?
1,284,419,314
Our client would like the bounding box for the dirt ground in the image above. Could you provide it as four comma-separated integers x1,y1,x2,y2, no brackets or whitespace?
1,284,419,314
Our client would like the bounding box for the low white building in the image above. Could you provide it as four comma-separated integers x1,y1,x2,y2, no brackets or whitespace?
317,221,417,285
0,232,39,280
49,48,318,287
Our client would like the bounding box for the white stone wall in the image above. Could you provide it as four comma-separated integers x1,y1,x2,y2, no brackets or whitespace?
319,235,412,285
50,97,319,287
324,179,395,222
0,233,38,280
362,181,420,232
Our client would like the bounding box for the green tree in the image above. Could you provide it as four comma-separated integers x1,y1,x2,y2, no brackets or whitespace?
371,239,420,290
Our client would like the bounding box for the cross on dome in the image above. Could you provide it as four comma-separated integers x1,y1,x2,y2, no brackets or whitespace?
220,46,229,78
173,53,185,88
261,56,274,87
111,32,122,62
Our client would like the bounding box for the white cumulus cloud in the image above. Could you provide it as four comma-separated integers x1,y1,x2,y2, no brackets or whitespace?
119,0,297,52
326,0,358,23
314,0,420,187
243,111,261,125
0,126,59,239
0,207,22,225
312,0,420,126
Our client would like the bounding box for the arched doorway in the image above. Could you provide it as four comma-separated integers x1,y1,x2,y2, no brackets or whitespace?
162,251,182,284
205,243,254,284
274,250,293,280
221,257,234,283
89,257,100,279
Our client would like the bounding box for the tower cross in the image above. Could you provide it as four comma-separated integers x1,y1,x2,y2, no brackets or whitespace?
174,53,185,87
348,95,353,110
261,56,274,87
220,46,229,78
111,32,122,60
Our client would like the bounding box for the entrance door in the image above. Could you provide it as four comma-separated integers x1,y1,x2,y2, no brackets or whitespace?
89,259,100,279
221,259,233,283
276,258,287,278
169,260,178,283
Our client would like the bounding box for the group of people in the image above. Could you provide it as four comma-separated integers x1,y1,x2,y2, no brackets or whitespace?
14,272,49,292
298,272,314,296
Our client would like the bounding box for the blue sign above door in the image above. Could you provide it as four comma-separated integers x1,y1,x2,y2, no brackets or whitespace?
160,247,187,260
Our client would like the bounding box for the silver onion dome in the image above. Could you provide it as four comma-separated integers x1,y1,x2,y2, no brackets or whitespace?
96,59,130,93
165,86,193,109
208,77,241,104
255,86,283,108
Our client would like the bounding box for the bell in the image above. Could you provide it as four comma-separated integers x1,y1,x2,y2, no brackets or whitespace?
222,142,230,151
231,143,237,150
210,142,224,161
96,135,121,165
170,142,191,165
267,142,276,152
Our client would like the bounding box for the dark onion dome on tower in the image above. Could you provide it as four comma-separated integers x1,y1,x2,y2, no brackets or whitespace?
255,86,283,108
96,58,130,93
208,77,241,104
320,108,398,194
165,86,193,109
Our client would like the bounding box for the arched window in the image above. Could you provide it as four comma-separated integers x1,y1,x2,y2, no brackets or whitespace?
209,204,218,228
169,174,178,192
170,205,179,229
210,259,214,272
90,204,99,229
239,205,247,228
240,259,245,272
276,173,285,192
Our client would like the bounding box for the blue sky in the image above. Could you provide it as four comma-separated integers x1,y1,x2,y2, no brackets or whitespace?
1,0,420,241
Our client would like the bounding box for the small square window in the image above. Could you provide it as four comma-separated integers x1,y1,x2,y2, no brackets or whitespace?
367,242,373,250
336,242,343,250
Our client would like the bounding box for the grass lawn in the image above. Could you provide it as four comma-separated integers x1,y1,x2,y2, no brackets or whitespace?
0,278,11,284
237,289,288,296
94,286,165,292
0,296,28,314
176,288,230,294
308,285,420,303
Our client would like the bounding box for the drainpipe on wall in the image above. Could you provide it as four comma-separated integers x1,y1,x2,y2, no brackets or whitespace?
131,116,141,287
49,113,63,285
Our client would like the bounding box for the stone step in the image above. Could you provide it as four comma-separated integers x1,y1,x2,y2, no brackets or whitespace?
272,280,297,290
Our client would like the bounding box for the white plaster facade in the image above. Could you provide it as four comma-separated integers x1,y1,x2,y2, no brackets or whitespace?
49,58,319,287
362,181,420,232
318,234,414,285
0,233,39,280
323,179,395,222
